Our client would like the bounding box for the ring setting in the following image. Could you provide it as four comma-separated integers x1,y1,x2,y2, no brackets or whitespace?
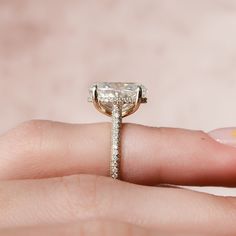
88,82,147,179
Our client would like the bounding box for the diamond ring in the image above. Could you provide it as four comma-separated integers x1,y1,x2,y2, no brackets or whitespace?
88,82,147,179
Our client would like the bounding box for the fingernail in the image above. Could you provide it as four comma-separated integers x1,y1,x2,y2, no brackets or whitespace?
208,127,236,147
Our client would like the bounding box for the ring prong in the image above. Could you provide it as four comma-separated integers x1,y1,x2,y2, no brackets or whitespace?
136,85,142,104
122,86,142,117
92,85,100,110
92,85,112,117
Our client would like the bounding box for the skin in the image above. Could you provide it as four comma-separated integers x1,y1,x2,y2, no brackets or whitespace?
1,120,236,235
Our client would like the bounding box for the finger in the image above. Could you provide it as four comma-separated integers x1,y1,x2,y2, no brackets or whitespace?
0,175,236,235
1,120,236,186
2,221,155,236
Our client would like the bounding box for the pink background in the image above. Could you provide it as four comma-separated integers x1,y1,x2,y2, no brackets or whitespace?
0,0,236,195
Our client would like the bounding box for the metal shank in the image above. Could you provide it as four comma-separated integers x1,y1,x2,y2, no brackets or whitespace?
110,104,122,179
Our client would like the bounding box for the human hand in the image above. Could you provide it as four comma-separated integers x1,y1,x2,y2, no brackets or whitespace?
0,120,236,235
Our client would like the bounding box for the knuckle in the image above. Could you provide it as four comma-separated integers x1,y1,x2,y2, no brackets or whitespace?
14,120,51,138
0,120,51,178
59,175,103,219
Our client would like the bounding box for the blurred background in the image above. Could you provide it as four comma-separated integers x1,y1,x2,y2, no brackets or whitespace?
0,0,236,195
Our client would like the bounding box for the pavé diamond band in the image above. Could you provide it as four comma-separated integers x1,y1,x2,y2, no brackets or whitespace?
88,82,147,179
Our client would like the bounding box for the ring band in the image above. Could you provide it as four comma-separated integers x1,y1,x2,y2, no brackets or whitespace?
88,82,147,179
111,103,122,179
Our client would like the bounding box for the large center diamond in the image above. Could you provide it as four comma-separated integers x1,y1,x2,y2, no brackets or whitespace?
89,82,147,115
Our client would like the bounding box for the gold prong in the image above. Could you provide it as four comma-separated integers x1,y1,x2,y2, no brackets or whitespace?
92,85,112,117
136,85,143,104
92,85,100,110
122,86,142,117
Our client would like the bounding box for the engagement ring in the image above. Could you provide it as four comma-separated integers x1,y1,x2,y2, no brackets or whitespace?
88,82,147,179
